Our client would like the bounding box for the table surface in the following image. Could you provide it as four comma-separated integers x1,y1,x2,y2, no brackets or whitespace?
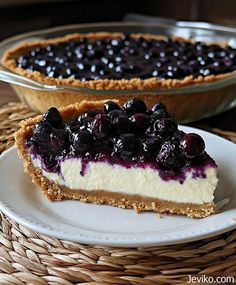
1,82,236,132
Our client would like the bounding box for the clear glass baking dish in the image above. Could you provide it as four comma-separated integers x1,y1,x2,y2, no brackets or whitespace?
0,21,236,122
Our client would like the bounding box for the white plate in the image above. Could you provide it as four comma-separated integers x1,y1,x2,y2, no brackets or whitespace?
0,126,236,247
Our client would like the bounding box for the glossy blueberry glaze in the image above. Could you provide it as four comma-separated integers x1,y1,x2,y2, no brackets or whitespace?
16,34,236,81
29,147,216,183
26,99,217,183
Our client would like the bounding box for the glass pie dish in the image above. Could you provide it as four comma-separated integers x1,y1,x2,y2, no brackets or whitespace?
0,21,236,122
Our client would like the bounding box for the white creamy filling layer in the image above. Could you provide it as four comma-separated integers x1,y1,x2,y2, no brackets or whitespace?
32,157,218,204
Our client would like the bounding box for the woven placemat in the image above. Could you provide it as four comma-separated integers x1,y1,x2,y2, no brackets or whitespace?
0,102,236,285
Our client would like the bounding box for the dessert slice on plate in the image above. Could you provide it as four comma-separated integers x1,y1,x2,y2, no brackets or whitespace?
15,98,218,218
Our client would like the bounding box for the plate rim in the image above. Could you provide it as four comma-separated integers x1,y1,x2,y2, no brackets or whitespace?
1,126,236,247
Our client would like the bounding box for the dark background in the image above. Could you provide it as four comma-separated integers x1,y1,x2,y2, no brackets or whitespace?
1,0,236,40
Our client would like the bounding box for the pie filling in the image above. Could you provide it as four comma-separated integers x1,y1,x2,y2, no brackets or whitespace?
14,34,236,81
31,157,217,205
24,98,218,206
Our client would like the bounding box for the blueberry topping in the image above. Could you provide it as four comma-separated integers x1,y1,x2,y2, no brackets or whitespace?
150,110,170,123
157,139,186,170
50,129,67,153
31,121,52,147
43,107,63,128
16,35,236,81
91,114,112,139
113,115,133,134
123,98,147,115
104,101,120,113
180,133,205,159
130,113,149,135
114,134,136,157
65,122,81,134
71,130,95,153
151,102,167,113
141,136,160,154
77,109,102,127
173,130,186,141
153,118,177,138
108,109,124,121
26,100,209,176
42,155,57,172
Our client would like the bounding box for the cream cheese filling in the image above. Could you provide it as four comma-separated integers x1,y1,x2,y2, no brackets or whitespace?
31,156,218,205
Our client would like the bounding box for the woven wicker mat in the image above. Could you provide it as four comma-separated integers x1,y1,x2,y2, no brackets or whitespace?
0,102,236,285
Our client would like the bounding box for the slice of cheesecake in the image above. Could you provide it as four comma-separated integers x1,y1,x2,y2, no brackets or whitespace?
15,98,218,218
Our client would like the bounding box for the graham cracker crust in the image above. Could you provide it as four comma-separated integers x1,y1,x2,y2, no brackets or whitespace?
15,99,216,219
2,32,235,91
59,187,216,219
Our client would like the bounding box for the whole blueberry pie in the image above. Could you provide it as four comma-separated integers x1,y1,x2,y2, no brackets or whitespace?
15,98,218,218
2,32,236,90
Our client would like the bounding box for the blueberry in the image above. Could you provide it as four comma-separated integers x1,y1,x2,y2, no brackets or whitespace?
17,56,31,69
173,130,186,141
113,115,133,134
33,121,52,134
123,98,147,115
180,133,205,159
151,102,167,113
108,109,124,121
71,130,95,153
130,113,149,135
91,114,112,139
141,136,160,154
104,101,120,113
31,121,52,147
43,107,63,128
65,122,81,134
157,139,186,171
77,109,102,126
40,154,58,172
114,134,136,157
153,118,177,138
50,129,67,153
150,110,170,123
